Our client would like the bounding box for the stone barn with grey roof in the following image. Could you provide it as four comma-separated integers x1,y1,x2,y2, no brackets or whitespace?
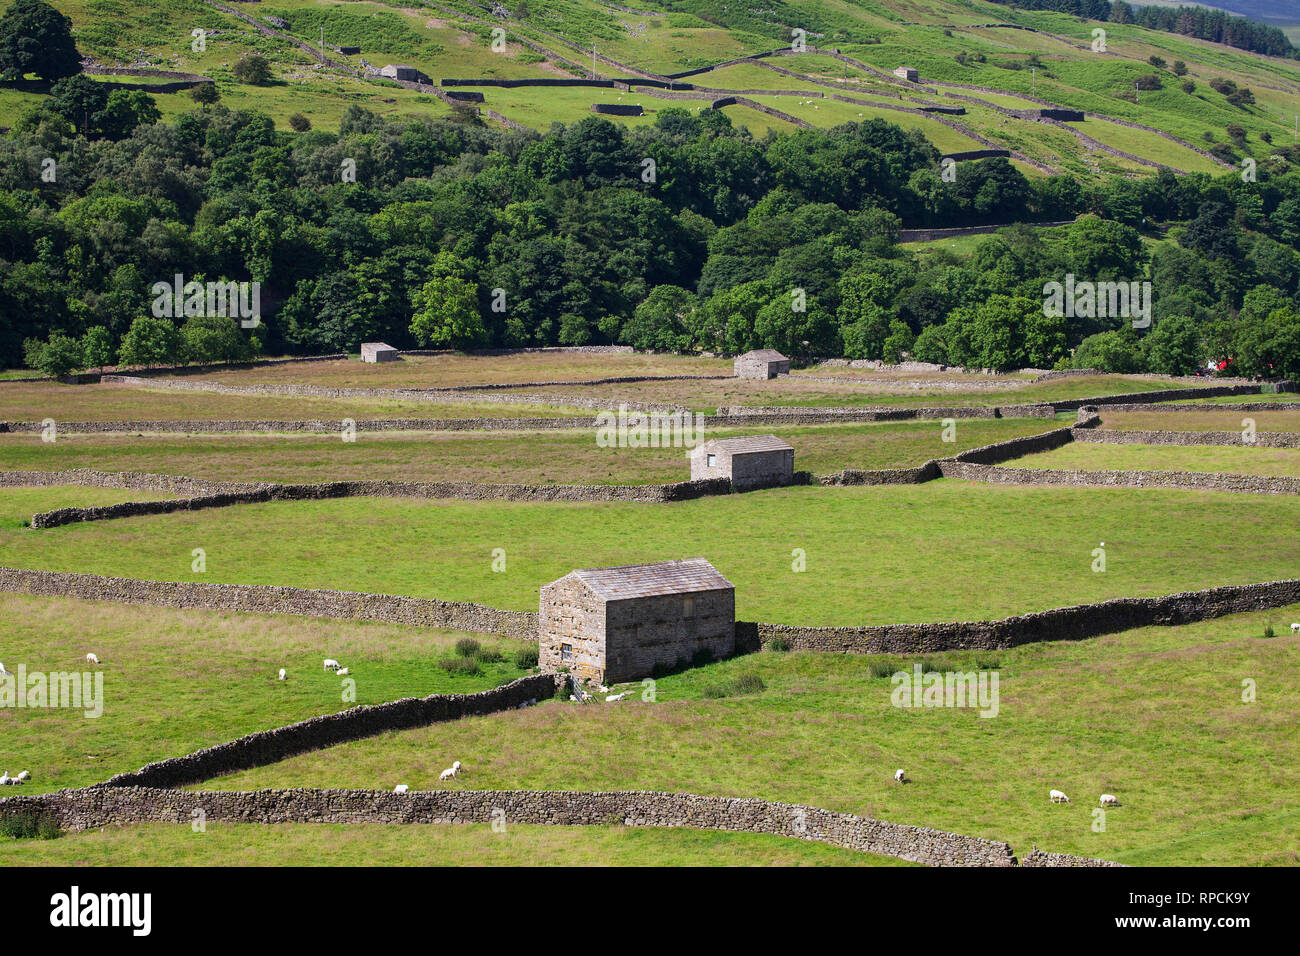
360,342,399,363
734,349,790,379
539,559,735,684
690,435,794,490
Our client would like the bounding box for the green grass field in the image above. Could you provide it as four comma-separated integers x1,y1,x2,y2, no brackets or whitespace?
0,592,532,793
6,481,1300,625
1099,408,1300,432
192,603,1300,866
0,418,1057,485
8,820,907,866
1016,440,1300,479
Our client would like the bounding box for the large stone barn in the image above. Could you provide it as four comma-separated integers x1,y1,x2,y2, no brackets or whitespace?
690,435,794,490
360,342,399,363
734,349,790,379
538,559,736,684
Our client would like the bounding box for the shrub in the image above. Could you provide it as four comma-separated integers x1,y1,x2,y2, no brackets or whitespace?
513,646,539,669
1173,60,1187,76
438,656,481,676
1148,56,1165,69
1182,80,1196,94
702,671,766,698
0,810,60,840
473,646,503,664
23,332,84,377
1262,624,1276,639
765,636,791,653
288,112,311,132
1135,74,1162,91
454,637,481,658
232,54,272,85
867,659,895,679
190,82,219,105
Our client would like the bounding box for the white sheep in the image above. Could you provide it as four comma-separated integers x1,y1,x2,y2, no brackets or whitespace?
1100,794,1120,807
1291,623,1299,633
894,769,906,783
598,685,610,694
1050,789,1070,804
278,668,287,681
15,771,29,783
605,692,628,702
394,784,409,794
336,667,350,676
0,771,8,786
323,659,341,671
439,761,462,781
85,653,99,665
0,662,8,676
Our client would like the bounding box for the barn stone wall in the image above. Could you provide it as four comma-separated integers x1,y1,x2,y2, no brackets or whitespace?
538,575,605,682
1077,428,1300,449
604,589,735,682
939,460,1300,496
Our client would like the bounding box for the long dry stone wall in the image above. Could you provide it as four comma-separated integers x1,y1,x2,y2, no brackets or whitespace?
743,577,1300,654
1076,428,1300,449
94,674,564,790
1049,384,1265,410
940,460,1300,496
0,567,539,639
25,476,735,528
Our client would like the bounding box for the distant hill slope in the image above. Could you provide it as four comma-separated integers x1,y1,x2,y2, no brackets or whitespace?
2,0,1298,180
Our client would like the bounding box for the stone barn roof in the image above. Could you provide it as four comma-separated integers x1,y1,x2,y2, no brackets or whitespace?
568,558,733,601
737,349,789,363
697,435,793,455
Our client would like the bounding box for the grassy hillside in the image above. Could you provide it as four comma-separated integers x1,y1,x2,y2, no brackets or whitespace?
4,0,1297,179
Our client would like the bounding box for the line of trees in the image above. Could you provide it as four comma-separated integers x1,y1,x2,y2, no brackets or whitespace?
3,79,1299,377
983,0,1298,59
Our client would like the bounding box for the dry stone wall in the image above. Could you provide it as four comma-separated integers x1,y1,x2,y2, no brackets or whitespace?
1076,428,1300,449
940,460,1300,496
24,476,736,528
0,567,538,639
742,577,1300,654
0,786,1025,866
92,674,564,790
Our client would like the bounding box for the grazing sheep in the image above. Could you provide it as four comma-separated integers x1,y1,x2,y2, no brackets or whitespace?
85,653,99,665
0,771,8,786
0,662,8,676
605,692,628,702
278,668,287,681
1291,623,1299,633
1050,789,1070,804
1100,794,1120,807
439,761,462,781
323,659,341,671
598,685,610,694
336,667,349,676
394,784,409,794
15,771,30,783
894,769,906,784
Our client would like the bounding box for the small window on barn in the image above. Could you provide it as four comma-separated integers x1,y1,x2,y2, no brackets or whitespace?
683,595,695,617
560,642,573,662
706,453,716,467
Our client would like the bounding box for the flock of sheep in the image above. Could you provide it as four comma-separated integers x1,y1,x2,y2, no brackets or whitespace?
894,770,1121,808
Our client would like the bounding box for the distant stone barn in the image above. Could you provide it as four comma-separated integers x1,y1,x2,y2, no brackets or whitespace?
360,342,399,363
734,349,790,379
690,435,794,490
538,559,735,684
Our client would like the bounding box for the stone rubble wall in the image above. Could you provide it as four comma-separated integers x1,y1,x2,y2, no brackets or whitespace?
87,674,565,790
23,476,736,528
0,566,539,639
0,786,1036,866
939,460,1300,496
100,375,685,414
741,577,1300,654
1075,428,1300,449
